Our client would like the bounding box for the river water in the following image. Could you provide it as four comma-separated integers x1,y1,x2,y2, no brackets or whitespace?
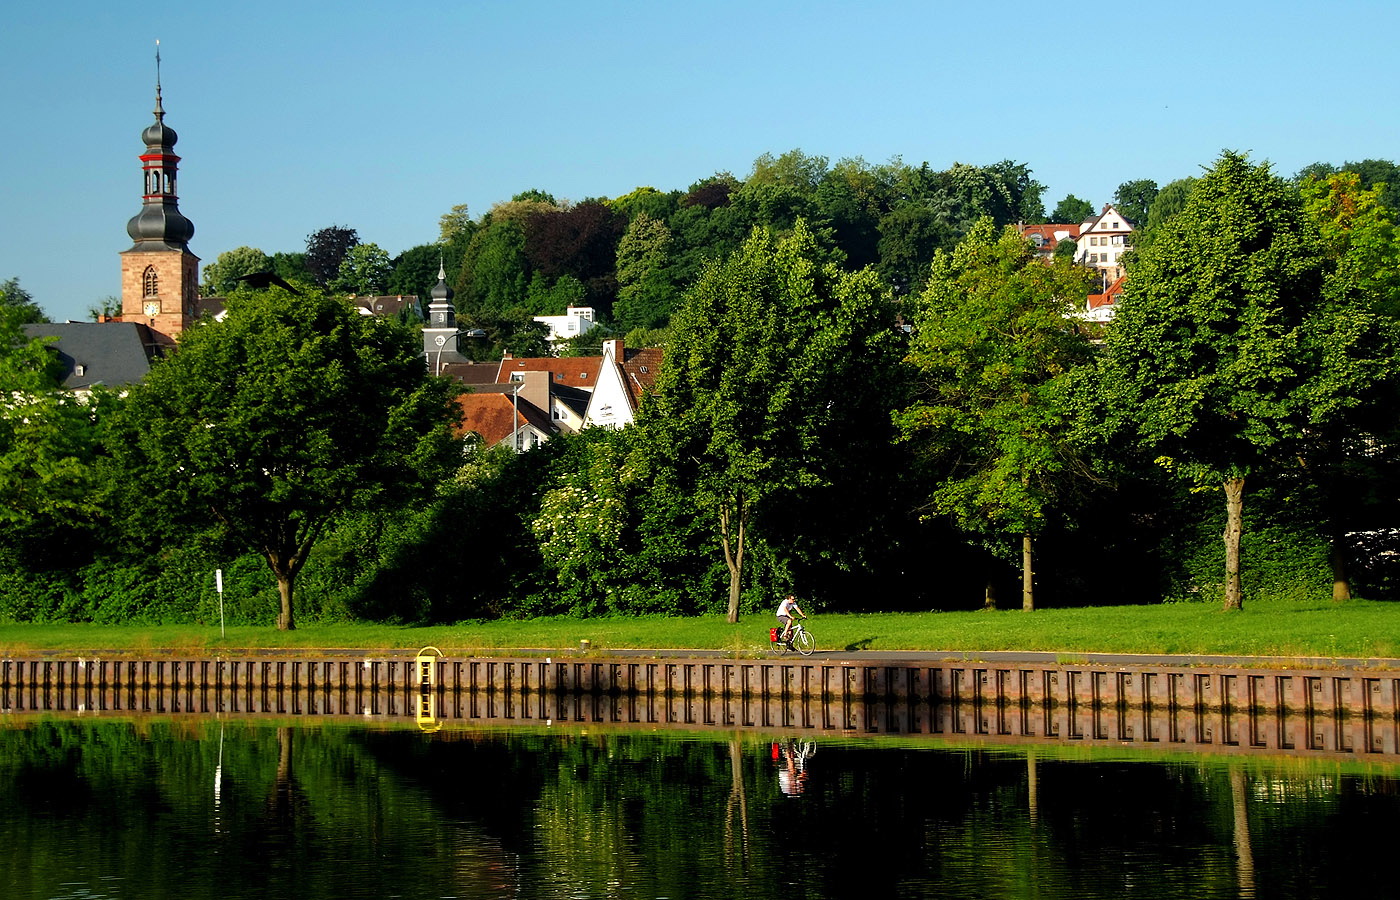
0,716,1395,899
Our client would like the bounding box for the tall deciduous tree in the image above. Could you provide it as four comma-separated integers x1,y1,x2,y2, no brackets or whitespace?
1098,151,1372,611
1113,179,1159,225
896,219,1096,611
332,242,393,295
109,290,461,629
1050,195,1095,224
614,212,677,330
642,221,897,621
201,247,272,296
304,226,360,286
1296,172,1400,598
0,308,110,526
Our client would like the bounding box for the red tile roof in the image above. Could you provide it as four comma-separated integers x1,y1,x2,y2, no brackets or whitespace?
1017,223,1081,243
495,356,602,388
1088,275,1127,310
620,347,664,408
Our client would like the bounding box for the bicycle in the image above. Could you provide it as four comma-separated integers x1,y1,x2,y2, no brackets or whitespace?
770,620,815,656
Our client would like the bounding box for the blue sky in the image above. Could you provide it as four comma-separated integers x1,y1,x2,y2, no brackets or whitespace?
5,0,1396,323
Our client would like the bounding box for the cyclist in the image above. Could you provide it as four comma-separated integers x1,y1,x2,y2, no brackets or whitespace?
776,594,806,644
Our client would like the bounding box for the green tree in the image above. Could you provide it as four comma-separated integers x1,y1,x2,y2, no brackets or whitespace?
1098,151,1362,611
1296,171,1400,598
87,296,121,321
332,242,393,295
201,247,273,296
641,221,897,621
108,289,462,629
454,219,530,316
876,204,952,295
1340,159,1400,213
1144,177,1197,231
387,244,444,298
0,278,47,324
271,251,314,284
896,219,1096,610
609,186,680,223
0,308,110,527
1113,179,1159,225
614,212,677,330
1050,195,1094,223
438,203,473,244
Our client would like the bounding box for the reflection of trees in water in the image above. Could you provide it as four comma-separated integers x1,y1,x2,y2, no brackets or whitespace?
2,722,1399,898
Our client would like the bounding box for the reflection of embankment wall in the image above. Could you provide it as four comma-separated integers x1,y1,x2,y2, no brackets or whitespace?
2,655,1398,763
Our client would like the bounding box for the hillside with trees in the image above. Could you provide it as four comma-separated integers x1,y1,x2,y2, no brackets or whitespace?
3,150,1399,627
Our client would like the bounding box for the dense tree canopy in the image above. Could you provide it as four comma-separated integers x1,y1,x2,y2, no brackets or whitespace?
109,289,462,629
332,242,393,295
201,247,273,296
642,220,898,621
1050,195,1094,223
0,308,109,527
1097,151,1392,610
897,219,1096,610
304,226,360,286
0,278,46,325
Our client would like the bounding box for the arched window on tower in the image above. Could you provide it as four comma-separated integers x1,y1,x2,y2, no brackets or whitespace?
143,266,159,297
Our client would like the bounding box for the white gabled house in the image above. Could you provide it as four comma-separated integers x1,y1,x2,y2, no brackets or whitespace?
1075,204,1134,280
582,339,663,430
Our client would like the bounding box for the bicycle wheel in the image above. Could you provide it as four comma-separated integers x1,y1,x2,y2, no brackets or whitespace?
793,628,815,656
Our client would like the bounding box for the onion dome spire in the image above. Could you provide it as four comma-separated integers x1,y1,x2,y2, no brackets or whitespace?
126,41,195,249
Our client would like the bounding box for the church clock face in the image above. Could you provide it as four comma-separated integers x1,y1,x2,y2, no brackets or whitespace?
144,300,160,317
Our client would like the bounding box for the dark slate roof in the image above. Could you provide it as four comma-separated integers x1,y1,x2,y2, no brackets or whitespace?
440,361,509,385
20,322,163,389
552,383,592,418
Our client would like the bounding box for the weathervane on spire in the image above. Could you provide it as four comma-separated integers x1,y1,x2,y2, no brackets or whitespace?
154,39,164,118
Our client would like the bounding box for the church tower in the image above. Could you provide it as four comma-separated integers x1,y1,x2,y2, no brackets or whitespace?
120,46,198,345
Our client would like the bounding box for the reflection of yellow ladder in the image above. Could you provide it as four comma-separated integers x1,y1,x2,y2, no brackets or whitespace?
415,646,444,732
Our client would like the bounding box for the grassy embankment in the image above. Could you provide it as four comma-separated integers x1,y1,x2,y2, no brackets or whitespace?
0,597,1397,661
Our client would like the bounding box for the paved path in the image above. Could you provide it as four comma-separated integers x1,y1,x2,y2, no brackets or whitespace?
12,646,1399,671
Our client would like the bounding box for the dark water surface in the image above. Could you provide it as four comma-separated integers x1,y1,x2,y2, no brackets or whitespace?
0,717,1395,899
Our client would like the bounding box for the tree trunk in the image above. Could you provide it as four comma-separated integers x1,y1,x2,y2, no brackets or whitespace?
1223,476,1245,611
1021,532,1035,611
1329,535,1352,602
983,579,998,611
276,573,296,631
719,499,746,624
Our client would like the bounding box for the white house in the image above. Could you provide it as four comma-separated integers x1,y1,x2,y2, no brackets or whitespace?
582,339,663,430
533,306,597,352
1075,205,1134,280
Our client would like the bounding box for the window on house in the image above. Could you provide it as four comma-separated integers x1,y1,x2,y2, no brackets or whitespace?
580,373,587,379
1089,253,1099,263
639,366,648,374
143,266,159,297
510,373,524,382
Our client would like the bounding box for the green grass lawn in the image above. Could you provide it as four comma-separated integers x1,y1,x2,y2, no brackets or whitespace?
1,597,1397,660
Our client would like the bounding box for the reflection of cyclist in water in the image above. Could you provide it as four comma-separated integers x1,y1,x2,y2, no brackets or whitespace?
774,739,814,796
